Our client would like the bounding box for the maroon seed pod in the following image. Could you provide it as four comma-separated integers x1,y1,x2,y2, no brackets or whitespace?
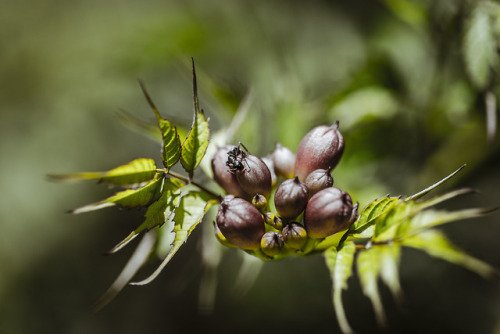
260,231,284,257
263,212,283,230
274,177,309,220
304,169,334,197
262,155,278,187
211,145,250,199
304,187,354,238
282,222,308,249
294,121,345,181
272,142,296,179
236,154,272,198
212,221,237,248
216,197,265,250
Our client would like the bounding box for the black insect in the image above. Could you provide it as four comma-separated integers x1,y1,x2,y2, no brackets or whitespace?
226,142,249,174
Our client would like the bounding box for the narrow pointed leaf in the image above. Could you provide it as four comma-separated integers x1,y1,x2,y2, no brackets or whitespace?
93,229,157,312
49,158,158,187
378,244,403,305
357,247,387,328
69,177,164,214
131,191,216,285
180,62,210,178
406,165,466,201
108,178,183,253
139,82,182,170
324,242,356,334
402,230,498,278
352,196,401,233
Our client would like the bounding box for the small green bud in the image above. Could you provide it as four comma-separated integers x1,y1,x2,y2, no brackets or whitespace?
260,231,284,257
282,222,308,249
252,193,268,212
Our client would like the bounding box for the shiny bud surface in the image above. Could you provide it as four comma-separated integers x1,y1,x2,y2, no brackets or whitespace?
211,146,249,199
304,187,354,238
216,197,265,250
260,231,284,257
252,193,268,212
294,121,344,181
274,177,309,219
272,142,296,179
304,169,334,197
236,154,272,198
282,222,308,249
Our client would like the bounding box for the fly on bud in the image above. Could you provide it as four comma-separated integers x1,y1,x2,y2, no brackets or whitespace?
282,222,308,249
274,177,309,220
272,142,296,179
304,169,334,197
260,231,284,257
211,145,249,199
294,121,344,181
304,187,354,238
216,197,265,250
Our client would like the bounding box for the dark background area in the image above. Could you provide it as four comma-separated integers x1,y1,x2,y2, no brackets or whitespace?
1,0,500,333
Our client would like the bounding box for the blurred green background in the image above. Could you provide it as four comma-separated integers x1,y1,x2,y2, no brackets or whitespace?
1,0,500,333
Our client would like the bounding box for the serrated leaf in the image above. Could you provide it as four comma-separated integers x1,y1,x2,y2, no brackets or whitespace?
463,3,499,89
378,244,403,305
49,158,158,187
324,242,356,334
108,178,183,253
352,196,401,233
357,247,387,328
69,177,164,214
131,190,216,285
373,201,415,241
180,61,210,178
402,229,498,278
139,82,182,170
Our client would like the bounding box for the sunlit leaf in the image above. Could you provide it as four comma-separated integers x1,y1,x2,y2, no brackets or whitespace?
69,177,164,214
463,3,499,89
139,82,182,170
378,244,403,305
373,201,415,241
180,61,210,178
108,178,183,253
352,196,401,233
49,158,158,187
131,190,216,285
357,247,387,328
402,229,499,278
324,242,356,334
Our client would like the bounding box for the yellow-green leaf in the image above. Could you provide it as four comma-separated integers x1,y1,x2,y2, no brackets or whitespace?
324,242,356,334
352,196,401,233
402,229,498,278
180,61,210,178
49,158,158,187
131,190,216,285
69,177,164,214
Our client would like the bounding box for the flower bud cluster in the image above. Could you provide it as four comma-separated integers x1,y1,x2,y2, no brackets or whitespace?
212,121,357,258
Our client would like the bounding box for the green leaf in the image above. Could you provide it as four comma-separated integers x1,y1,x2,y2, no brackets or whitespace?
378,244,403,305
463,3,499,89
373,201,415,241
69,177,164,214
139,82,182,170
108,178,183,253
352,196,401,233
180,61,210,178
324,242,356,334
357,247,387,328
49,158,158,187
131,190,216,285
402,230,498,278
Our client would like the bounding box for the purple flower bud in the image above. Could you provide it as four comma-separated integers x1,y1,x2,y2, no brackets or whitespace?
304,169,334,197
272,142,296,179
263,212,283,230
282,222,308,249
260,231,284,257
294,121,345,181
304,187,354,238
262,155,278,187
252,193,268,212
236,155,272,198
211,146,249,199
274,177,309,220
216,197,265,250
212,221,237,248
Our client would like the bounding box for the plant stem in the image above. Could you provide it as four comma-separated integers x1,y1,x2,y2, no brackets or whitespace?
166,170,221,201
